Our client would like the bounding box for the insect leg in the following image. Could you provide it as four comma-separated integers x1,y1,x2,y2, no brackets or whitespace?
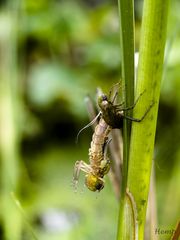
99,138,111,176
116,90,146,111
120,114,143,122
73,161,92,180
111,91,118,104
115,101,125,107
102,138,112,156
73,160,93,190
108,82,121,103
118,101,154,122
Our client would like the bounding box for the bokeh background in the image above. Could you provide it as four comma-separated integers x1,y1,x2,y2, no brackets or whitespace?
0,0,179,240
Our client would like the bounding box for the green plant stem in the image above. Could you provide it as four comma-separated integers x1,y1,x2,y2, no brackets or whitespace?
117,0,135,239
117,0,134,186
126,0,169,239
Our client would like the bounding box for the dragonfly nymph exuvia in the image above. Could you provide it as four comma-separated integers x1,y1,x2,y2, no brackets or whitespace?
73,87,153,192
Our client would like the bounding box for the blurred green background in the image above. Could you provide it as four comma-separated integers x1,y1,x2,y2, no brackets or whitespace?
0,0,179,240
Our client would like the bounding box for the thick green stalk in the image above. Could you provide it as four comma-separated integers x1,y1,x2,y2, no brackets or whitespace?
117,0,135,238
126,0,169,239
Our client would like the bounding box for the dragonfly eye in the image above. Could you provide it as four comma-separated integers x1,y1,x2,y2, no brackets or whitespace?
98,94,109,111
85,174,104,192
101,94,108,101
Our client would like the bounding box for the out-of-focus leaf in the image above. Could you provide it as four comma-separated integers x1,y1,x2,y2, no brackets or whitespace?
21,2,92,43
86,39,120,68
27,61,87,117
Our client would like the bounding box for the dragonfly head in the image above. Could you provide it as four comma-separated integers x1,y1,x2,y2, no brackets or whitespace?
85,174,104,192
98,94,109,111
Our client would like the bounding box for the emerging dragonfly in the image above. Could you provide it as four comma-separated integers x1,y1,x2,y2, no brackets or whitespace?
74,116,111,192
73,87,152,192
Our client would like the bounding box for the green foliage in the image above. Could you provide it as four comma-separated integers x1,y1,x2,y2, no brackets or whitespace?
19,1,121,121
0,0,180,240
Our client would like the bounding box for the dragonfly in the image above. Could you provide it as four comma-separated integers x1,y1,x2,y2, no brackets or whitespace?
73,86,153,192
